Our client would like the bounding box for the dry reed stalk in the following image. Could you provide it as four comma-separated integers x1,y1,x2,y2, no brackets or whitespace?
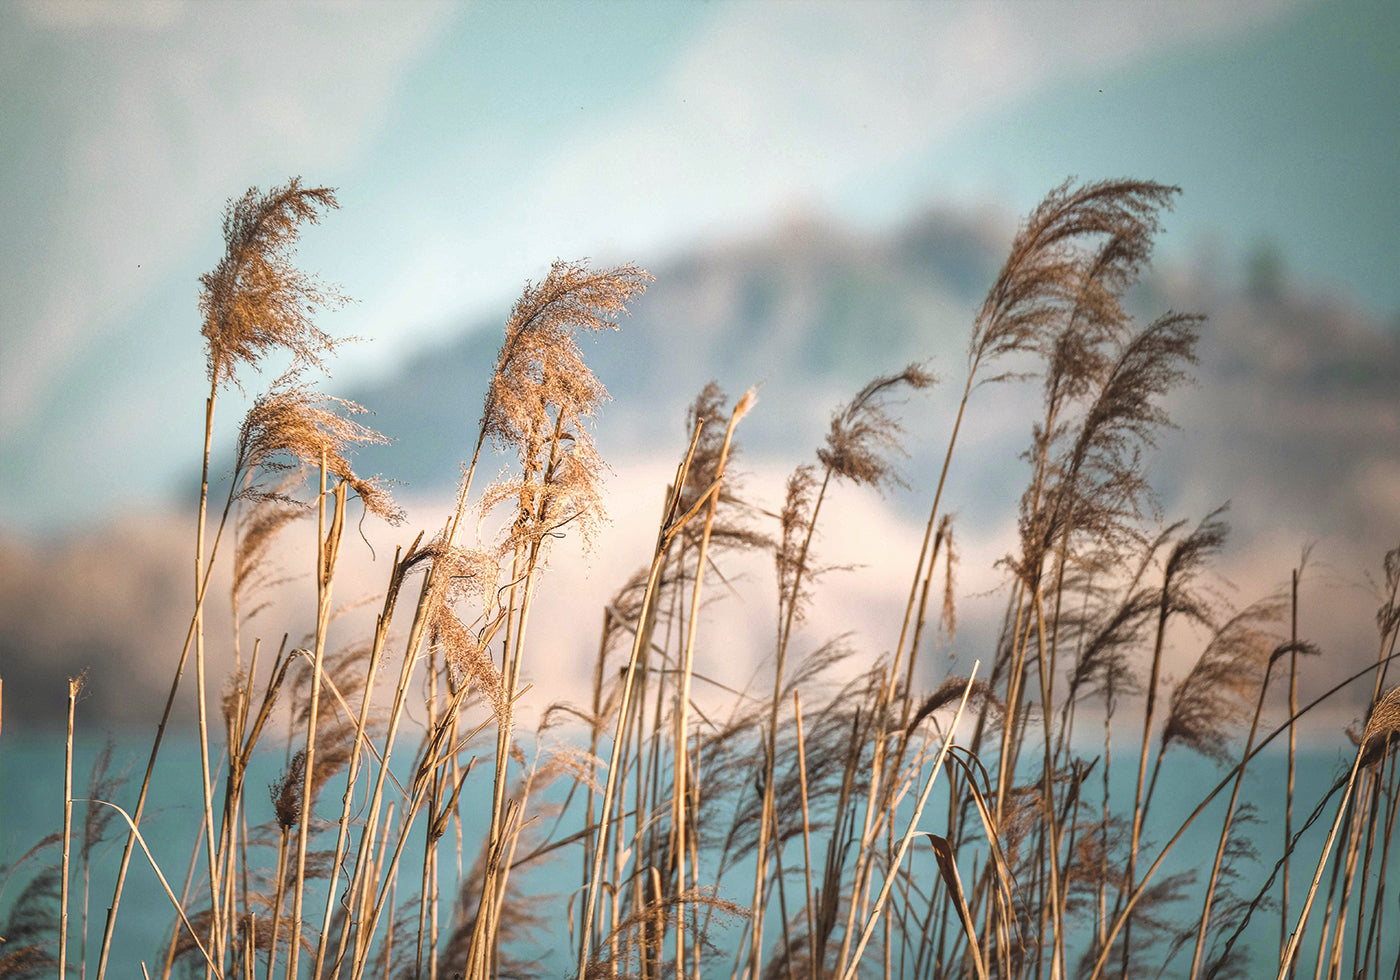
1327,784,1368,979
577,420,710,977
793,691,819,979
1360,751,1397,978
266,749,304,980
221,640,272,965
949,750,1022,968
326,531,479,978
671,391,754,980
1083,652,1400,980
311,537,421,980
928,833,989,980
284,467,345,980
60,674,81,980
416,657,444,980
79,741,123,980
95,481,234,980
81,801,223,980
1307,777,1354,980
834,672,896,980
445,261,647,977
839,664,981,980
1282,566,1301,969
755,368,928,978
1117,507,1226,970
374,804,396,980
158,800,211,980
900,516,955,730
1347,749,1384,976
345,565,439,980
1024,313,1200,975
97,180,342,980
1186,613,1307,980
200,184,352,969
194,393,226,970
214,674,248,964
1278,686,1400,978
354,682,520,980
988,578,1042,875
1027,589,1068,980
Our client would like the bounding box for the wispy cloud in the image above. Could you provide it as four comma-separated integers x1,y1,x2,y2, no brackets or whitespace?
502,0,1301,247
0,0,1316,530
353,0,1305,369
0,0,454,429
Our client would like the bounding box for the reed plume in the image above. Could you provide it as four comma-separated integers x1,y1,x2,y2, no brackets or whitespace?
969,178,1177,377
818,364,937,490
234,380,401,524
417,539,506,716
200,178,345,389
0,869,61,979
1160,600,1285,766
231,482,304,651
466,260,651,544
675,383,771,554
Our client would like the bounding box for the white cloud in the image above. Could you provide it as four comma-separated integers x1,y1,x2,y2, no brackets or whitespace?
352,0,1306,368
0,0,1313,524
503,0,1303,249
20,0,187,30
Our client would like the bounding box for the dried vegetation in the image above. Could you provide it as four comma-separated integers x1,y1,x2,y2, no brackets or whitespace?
2,177,1397,980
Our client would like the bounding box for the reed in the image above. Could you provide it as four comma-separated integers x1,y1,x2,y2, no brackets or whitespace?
4,176,1398,980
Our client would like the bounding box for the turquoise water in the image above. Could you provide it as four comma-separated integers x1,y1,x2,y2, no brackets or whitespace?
2,726,1396,978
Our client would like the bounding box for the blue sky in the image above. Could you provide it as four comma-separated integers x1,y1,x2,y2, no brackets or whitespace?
1,0,1397,531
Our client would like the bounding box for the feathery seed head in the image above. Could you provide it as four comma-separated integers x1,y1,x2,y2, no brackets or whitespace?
480,260,650,552
1161,598,1285,763
482,259,650,457
672,384,770,555
232,484,304,622
818,363,936,490
234,380,401,524
971,178,1179,376
270,750,306,829
1361,686,1400,767
200,178,345,388
777,464,820,624
420,537,506,715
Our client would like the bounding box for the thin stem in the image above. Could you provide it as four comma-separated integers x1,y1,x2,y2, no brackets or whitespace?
97,379,230,980
193,393,223,969
61,675,80,980
794,691,818,979
312,539,416,980
577,421,710,977
892,375,973,700
1189,661,1274,979
287,459,344,979
839,665,981,980
1278,743,1367,979
673,405,740,980
1084,649,1400,980
1282,568,1299,971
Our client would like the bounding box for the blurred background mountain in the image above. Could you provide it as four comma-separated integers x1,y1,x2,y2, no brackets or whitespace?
3,204,1396,726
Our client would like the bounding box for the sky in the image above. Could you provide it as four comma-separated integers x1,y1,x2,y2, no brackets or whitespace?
1,0,1398,532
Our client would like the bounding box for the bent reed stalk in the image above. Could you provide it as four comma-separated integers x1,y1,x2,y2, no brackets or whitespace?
7,176,1398,980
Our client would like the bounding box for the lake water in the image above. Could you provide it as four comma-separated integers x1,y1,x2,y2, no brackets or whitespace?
2,725,1395,978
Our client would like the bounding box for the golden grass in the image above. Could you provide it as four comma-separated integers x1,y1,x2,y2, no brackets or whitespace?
2,177,1398,980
